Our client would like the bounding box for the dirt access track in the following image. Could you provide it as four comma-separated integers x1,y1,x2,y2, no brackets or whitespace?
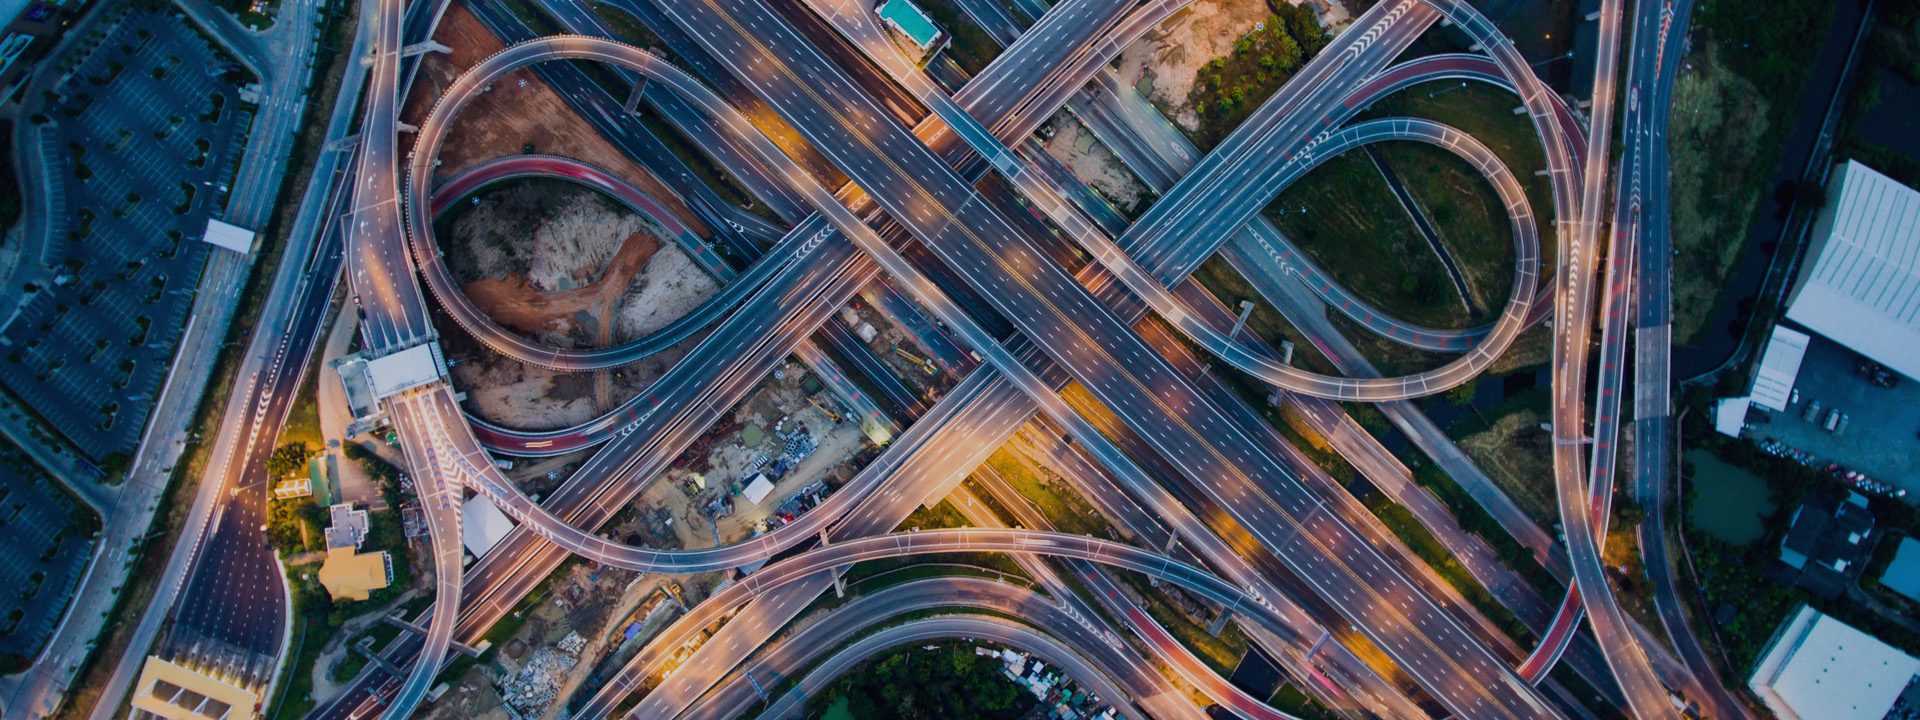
462,222,662,340
400,0,709,237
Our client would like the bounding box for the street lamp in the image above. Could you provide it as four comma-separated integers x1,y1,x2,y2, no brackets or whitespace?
1429,81,1467,98
1531,51,1574,69
1271,206,1308,215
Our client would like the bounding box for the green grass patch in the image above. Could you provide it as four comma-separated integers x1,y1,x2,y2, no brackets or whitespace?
1401,445,1562,597
980,451,1112,538
1268,683,1338,719
278,309,328,453
1373,141,1517,313
840,500,1027,587
1666,46,1774,345
1114,568,1250,677
1356,80,1555,266
1186,255,1340,375
265,574,335,720
1265,149,1468,329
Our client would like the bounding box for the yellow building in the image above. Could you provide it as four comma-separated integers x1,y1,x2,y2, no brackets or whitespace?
130,657,258,720
316,546,391,602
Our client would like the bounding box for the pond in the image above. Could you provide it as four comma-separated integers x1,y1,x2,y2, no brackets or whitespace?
822,695,854,720
1686,449,1776,545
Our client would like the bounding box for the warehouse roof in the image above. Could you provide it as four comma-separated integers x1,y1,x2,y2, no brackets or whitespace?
877,0,942,50
1750,325,1810,411
1882,537,1920,603
1750,606,1919,720
1786,160,1920,381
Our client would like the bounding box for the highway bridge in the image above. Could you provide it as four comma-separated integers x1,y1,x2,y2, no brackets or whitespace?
292,0,1739,717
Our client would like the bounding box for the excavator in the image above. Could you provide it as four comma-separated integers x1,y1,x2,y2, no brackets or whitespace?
890,345,938,376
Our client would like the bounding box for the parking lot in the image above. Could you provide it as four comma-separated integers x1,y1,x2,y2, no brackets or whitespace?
1746,331,1920,498
0,438,97,661
0,6,252,463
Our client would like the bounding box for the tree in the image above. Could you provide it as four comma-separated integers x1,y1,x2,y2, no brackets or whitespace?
1612,494,1646,531
267,442,312,478
1444,378,1478,406
1273,33,1303,72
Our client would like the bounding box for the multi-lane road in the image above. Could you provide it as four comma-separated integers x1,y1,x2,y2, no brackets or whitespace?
280,0,1754,718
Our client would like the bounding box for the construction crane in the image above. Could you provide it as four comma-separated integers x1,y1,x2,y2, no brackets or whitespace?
891,345,938,376
808,396,842,423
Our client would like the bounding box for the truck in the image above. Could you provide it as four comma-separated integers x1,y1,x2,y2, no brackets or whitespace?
1803,400,1824,423
1823,408,1842,432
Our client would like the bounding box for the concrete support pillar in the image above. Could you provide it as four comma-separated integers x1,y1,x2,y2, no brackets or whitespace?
624,77,651,115
382,615,482,657
355,642,408,675
1208,609,1232,637
401,40,451,57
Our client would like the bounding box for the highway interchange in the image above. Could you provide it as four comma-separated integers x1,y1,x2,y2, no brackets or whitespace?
268,0,1732,717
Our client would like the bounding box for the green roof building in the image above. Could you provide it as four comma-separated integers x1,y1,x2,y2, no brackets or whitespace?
877,0,945,51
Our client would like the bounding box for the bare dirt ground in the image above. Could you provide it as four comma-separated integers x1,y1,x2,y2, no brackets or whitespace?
608,362,878,549
445,333,692,431
1115,0,1344,132
1042,113,1148,213
843,291,960,403
401,1,707,236
437,180,720,430
414,564,725,720
448,180,665,345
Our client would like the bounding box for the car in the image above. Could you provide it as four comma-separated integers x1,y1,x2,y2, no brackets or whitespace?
1855,357,1901,388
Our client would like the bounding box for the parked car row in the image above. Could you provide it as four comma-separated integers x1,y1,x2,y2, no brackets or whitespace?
1755,439,1907,498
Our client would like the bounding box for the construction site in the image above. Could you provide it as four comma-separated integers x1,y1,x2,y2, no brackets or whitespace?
431,175,720,432
411,566,718,720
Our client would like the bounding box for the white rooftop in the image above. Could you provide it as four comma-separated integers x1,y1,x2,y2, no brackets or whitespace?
462,495,516,559
1750,325,1810,411
363,344,444,399
1786,160,1920,381
201,218,255,254
742,473,775,506
1714,396,1751,438
1750,606,1920,720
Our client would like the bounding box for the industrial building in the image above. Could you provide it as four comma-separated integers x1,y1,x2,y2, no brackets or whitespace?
1786,160,1920,382
1750,606,1919,720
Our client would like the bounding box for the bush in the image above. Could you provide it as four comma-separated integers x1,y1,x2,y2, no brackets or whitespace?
267,442,313,478
808,641,1032,720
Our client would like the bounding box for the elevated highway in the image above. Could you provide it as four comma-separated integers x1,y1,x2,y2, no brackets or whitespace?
600,1,1566,712
750,615,1141,720
326,0,1697,718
